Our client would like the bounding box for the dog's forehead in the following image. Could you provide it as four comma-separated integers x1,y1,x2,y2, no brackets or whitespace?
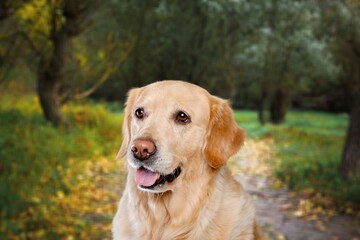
136,81,210,112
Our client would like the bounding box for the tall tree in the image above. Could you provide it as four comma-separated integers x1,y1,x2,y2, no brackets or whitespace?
37,0,100,126
1,0,121,126
107,0,251,98
235,0,338,124
341,82,360,178
331,1,360,179
316,0,360,178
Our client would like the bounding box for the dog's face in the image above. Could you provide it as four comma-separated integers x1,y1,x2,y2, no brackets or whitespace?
118,81,244,193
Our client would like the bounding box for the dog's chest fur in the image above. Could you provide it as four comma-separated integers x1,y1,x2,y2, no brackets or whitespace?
113,168,256,240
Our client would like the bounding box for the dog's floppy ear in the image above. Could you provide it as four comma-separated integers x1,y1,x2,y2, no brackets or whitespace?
116,88,142,159
204,96,245,168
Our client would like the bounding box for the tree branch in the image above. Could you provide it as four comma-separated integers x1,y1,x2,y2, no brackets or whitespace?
59,67,112,104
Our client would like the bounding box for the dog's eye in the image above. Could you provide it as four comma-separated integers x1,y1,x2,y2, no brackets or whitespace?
135,108,145,119
176,111,191,124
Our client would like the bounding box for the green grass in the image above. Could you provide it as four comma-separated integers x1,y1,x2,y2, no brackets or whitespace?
235,110,360,207
0,94,123,239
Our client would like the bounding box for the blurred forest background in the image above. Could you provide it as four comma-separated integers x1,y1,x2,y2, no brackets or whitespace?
0,0,359,239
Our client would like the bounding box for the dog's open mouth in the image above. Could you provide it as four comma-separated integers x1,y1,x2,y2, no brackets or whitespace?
135,166,181,189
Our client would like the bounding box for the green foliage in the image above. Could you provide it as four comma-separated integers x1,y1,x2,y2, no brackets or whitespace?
1,0,354,114
0,94,122,239
236,110,360,206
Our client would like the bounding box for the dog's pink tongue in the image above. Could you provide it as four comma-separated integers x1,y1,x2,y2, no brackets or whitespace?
135,168,160,187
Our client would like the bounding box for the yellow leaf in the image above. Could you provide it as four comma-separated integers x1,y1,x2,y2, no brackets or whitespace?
271,180,283,189
98,50,105,60
31,196,40,203
293,210,304,218
316,221,326,232
276,233,286,240
57,190,65,199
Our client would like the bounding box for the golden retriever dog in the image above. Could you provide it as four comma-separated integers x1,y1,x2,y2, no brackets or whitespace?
113,80,260,240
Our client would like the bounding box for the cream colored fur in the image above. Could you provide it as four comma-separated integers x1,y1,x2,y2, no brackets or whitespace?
112,80,260,240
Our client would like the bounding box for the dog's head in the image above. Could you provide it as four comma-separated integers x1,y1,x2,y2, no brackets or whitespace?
117,81,244,193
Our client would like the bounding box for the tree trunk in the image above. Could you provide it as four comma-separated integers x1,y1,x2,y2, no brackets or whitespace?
340,89,360,179
36,0,88,127
258,0,276,126
270,87,289,124
37,22,69,127
258,87,269,125
340,45,360,179
340,93,360,179
38,70,67,126
258,39,272,125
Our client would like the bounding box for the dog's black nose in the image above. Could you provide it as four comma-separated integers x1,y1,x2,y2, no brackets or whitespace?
131,139,156,160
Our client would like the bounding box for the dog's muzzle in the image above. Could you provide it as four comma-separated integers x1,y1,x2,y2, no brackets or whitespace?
135,166,182,190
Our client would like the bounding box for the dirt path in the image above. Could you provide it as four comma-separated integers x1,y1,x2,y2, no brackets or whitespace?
101,139,359,240
232,139,360,240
